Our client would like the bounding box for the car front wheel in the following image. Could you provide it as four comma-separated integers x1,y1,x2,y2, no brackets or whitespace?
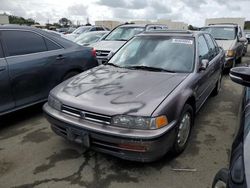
172,104,194,155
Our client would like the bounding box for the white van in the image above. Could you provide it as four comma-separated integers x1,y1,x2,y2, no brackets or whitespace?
201,24,246,69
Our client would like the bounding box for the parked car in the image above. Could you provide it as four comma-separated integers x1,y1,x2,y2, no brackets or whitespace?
43,30,224,162
57,27,69,33
64,26,109,41
212,66,250,188
89,24,168,64
65,27,76,34
73,31,109,46
201,24,246,69
0,25,98,116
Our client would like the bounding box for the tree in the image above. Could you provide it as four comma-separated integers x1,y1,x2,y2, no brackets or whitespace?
245,21,250,30
8,15,36,25
59,18,72,27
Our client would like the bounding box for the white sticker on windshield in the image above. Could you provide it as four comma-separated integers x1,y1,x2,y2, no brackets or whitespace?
172,39,193,45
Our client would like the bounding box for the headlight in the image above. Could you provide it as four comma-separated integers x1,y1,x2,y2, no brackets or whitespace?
111,115,168,130
48,95,62,111
226,50,236,57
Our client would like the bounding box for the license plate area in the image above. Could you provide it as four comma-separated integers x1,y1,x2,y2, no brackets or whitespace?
67,127,90,148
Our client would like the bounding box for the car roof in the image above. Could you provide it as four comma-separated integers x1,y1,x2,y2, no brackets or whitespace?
0,25,80,48
118,24,168,28
138,30,203,37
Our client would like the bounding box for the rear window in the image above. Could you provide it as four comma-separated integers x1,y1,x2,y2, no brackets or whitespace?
105,27,144,41
2,30,47,56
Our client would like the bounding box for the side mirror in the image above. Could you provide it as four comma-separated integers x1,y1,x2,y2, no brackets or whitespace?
230,66,250,87
200,59,209,71
212,168,229,188
239,37,247,43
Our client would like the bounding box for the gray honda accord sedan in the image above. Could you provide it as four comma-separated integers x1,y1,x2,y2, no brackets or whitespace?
43,30,225,162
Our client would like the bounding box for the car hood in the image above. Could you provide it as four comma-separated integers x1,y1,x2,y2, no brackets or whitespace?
89,40,126,53
52,65,188,116
216,40,236,51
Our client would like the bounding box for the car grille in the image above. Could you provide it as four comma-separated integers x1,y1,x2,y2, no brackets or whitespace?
96,50,111,58
96,50,111,64
61,105,111,125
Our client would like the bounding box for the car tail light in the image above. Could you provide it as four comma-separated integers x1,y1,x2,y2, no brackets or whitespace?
91,48,96,57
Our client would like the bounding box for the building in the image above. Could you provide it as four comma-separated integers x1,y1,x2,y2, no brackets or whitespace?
205,17,246,29
95,20,121,30
95,19,188,30
0,14,9,25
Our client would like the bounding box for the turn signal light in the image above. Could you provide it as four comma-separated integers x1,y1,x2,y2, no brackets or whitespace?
118,143,147,152
155,115,168,129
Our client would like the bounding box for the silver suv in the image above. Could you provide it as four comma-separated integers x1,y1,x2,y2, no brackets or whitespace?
201,24,246,69
90,23,168,64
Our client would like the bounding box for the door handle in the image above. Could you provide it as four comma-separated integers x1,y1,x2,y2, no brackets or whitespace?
0,66,6,71
56,55,65,60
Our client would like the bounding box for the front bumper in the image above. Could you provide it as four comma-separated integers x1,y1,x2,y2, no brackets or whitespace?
43,103,177,162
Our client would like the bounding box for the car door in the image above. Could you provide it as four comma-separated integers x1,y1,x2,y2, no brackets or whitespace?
0,36,14,113
1,30,61,107
196,35,215,109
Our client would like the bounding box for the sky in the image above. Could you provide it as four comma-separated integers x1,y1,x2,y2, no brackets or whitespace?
0,0,249,26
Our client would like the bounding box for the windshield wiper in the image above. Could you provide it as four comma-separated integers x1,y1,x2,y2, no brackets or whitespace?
107,63,121,68
125,65,176,73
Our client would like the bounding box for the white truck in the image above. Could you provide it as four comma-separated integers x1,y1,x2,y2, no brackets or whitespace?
202,18,247,69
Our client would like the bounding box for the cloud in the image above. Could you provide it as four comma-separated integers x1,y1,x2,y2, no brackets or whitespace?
149,1,172,14
0,0,249,26
181,0,207,9
68,4,88,16
97,0,148,9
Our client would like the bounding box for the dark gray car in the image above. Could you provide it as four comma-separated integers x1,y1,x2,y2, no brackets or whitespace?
0,26,98,116
43,30,224,162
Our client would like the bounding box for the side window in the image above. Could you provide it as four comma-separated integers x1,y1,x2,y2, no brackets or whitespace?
2,30,47,56
198,35,209,61
204,34,216,58
211,36,220,54
44,38,61,51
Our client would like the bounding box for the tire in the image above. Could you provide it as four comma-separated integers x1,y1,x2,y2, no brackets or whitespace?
62,71,80,82
171,104,194,155
212,73,222,96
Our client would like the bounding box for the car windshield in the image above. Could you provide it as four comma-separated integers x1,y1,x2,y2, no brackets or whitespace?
72,27,91,34
108,36,195,73
201,27,236,40
74,32,107,44
105,27,144,41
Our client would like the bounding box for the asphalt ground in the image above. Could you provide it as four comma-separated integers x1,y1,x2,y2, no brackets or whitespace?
0,49,250,188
